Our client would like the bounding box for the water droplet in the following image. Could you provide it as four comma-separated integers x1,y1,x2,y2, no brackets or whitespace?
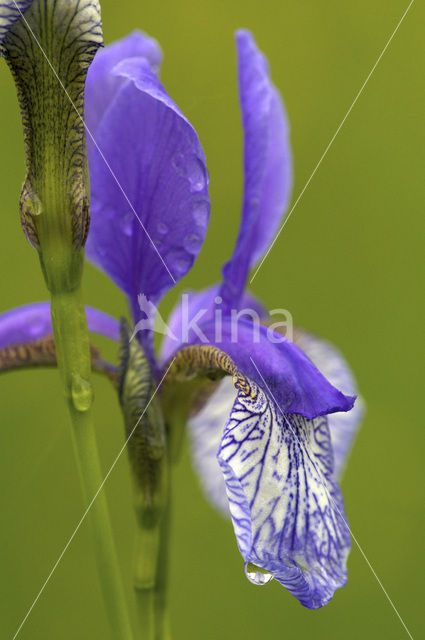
157,221,169,235
173,154,207,193
244,562,273,586
187,156,206,193
71,374,93,412
168,250,192,276
192,200,210,227
183,233,202,254
22,191,43,217
120,211,133,237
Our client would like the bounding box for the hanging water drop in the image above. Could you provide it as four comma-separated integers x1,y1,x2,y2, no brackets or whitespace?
71,374,93,412
244,561,274,586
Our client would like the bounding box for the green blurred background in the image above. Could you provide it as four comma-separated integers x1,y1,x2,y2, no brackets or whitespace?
0,0,423,638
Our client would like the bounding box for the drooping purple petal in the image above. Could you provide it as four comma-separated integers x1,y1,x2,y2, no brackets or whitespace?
218,376,351,608
160,285,266,365
85,57,210,324
294,329,364,478
168,317,354,419
0,302,119,347
85,30,162,154
220,30,292,308
0,1,34,45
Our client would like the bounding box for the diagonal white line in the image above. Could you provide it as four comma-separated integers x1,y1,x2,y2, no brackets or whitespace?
250,0,415,284
11,358,175,640
11,1,176,285
249,356,414,640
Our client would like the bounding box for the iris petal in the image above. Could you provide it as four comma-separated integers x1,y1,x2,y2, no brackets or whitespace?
85,30,162,153
85,57,210,320
221,30,292,307
188,376,235,516
166,318,354,419
218,376,351,608
293,329,364,477
0,1,34,45
0,302,119,347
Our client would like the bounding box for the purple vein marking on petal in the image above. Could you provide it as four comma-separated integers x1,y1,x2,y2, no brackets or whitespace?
248,355,409,620
0,1,34,45
217,375,350,607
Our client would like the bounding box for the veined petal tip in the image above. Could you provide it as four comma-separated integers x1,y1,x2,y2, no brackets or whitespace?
0,0,34,46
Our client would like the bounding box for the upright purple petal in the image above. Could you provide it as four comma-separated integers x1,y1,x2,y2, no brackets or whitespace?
85,57,210,325
221,30,292,307
218,377,351,608
0,303,119,347
294,330,364,477
0,1,34,45
85,31,162,153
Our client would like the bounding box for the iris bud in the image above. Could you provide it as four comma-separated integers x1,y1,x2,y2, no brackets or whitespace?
118,320,168,530
0,0,103,293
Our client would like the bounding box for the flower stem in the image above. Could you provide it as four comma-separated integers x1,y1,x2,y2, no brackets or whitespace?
154,497,172,640
50,286,134,640
133,489,172,640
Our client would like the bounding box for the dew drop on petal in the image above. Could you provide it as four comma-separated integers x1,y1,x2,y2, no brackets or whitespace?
168,250,192,276
157,221,169,235
244,561,274,586
183,233,202,254
187,156,206,193
192,200,209,227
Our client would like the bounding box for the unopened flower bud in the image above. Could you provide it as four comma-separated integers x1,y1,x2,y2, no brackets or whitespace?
1,0,103,292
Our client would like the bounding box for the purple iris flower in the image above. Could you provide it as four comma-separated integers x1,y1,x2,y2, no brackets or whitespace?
0,29,363,608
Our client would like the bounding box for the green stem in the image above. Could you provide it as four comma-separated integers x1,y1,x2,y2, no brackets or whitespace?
154,498,172,640
133,487,172,640
134,584,155,640
50,286,134,640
